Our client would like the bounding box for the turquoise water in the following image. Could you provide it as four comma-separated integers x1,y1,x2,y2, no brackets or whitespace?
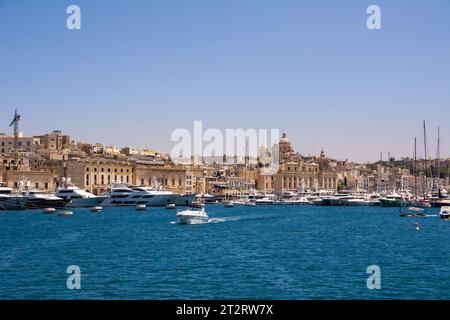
1,205,449,299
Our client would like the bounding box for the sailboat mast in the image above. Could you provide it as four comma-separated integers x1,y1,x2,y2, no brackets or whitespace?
414,137,417,198
436,127,441,182
423,120,428,197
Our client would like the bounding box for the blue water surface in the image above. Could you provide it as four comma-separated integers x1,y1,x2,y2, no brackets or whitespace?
1,205,449,299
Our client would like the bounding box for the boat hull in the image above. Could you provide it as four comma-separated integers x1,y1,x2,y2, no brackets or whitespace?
0,197,26,210
65,197,105,208
25,198,67,209
102,194,195,207
177,213,209,224
379,199,410,207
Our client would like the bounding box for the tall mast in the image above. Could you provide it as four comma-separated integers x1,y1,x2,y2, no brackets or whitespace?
414,137,417,198
423,120,428,196
436,127,441,184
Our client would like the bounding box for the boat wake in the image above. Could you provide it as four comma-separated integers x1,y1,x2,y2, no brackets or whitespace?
171,214,279,225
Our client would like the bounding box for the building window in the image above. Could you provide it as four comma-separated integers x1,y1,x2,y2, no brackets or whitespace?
44,182,48,189
86,174,90,186
86,167,89,172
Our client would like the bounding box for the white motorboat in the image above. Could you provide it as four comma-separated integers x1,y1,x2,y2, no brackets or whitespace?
59,210,73,217
440,206,450,220
234,199,256,207
255,197,275,205
91,206,103,212
42,207,56,214
165,203,176,209
101,183,195,207
0,183,26,210
177,208,209,224
136,204,147,211
284,197,310,205
222,200,234,208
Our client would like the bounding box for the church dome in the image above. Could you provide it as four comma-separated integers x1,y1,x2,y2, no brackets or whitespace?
279,133,290,144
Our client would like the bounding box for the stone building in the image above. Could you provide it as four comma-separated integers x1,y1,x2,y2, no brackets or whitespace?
134,163,187,194
65,158,134,194
0,133,40,155
256,134,338,193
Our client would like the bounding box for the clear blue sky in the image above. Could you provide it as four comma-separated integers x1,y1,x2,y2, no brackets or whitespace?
1,0,449,162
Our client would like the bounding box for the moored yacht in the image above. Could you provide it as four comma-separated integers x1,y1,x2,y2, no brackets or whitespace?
0,183,26,210
56,186,105,208
23,190,66,209
101,183,195,207
379,191,411,207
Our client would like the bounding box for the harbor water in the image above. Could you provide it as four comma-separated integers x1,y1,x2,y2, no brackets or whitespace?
1,205,450,299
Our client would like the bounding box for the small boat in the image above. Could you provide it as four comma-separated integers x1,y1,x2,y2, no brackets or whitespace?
59,210,73,216
400,207,426,217
136,204,147,211
255,197,275,205
222,200,234,208
91,206,103,212
165,203,176,209
290,197,310,205
42,207,56,214
234,199,257,207
440,206,450,220
177,208,209,224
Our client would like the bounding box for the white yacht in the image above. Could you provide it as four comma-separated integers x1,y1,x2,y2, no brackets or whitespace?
177,208,209,224
284,197,310,205
0,183,26,210
24,190,66,209
56,186,105,208
101,183,195,207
